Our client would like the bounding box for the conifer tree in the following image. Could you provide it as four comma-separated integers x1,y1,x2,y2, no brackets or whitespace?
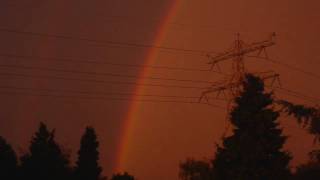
212,74,292,180
0,136,18,180
74,127,102,180
20,122,70,180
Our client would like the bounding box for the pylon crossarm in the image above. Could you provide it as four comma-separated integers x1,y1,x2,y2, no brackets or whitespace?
207,38,275,67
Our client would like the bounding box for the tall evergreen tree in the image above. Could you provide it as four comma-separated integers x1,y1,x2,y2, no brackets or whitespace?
20,122,70,180
75,127,102,180
212,74,292,180
0,136,18,180
111,172,135,180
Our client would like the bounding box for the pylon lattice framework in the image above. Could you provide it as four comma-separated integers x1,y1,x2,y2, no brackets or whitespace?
199,33,280,104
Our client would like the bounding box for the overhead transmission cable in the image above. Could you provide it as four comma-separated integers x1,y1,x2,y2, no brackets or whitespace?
0,64,317,103
0,28,211,55
275,87,320,103
0,72,206,90
1,29,319,104
0,64,218,84
0,91,225,109
247,55,320,80
0,53,213,72
0,85,227,100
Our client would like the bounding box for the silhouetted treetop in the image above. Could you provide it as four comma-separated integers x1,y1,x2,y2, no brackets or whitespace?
75,126,102,180
20,122,70,180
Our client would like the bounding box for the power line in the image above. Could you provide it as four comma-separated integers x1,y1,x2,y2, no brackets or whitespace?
0,53,214,73
2,28,318,105
0,85,223,99
100,16,276,35
0,91,225,109
0,64,218,84
275,87,320,103
1,78,318,109
6,56,317,102
0,28,211,54
0,72,206,90
264,84,320,104
276,91,320,104
247,55,320,80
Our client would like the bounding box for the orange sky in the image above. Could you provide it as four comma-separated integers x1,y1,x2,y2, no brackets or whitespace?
0,0,320,179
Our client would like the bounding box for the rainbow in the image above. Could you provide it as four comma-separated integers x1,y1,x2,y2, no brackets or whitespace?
115,0,182,172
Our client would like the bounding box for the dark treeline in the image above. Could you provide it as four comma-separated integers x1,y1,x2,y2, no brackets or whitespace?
0,124,134,180
1,74,320,180
179,74,320,180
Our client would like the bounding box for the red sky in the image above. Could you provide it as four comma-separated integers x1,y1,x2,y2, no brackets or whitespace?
0,0,320,179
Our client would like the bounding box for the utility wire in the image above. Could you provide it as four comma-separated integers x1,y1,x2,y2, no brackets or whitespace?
0,72,206,90
0,85,225,99
0,91,225,109
247,55,320,80
0,53,214,73
1,79,318,108
0,28,211,54
22,83,315,106
275,87,320,103
0,64,218,84
0,53,214,74
2,29,319,103
101,16,275,34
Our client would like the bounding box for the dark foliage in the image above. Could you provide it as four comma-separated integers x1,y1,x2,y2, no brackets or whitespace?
179,158,212,180
20,122,71,180
278,100,320,142
111,172,135,180
0,136,18,180
212,74,292,180
74,127,102,180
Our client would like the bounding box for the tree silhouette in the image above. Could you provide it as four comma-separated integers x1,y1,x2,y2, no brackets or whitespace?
179,158,212,180
278,100,320,142
111,172,135,180
0,136,18,180
74,127,102,180
212,74,292,180
20,122,71,180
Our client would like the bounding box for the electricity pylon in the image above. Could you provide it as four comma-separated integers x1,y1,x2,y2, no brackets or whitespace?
199,33,279,104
